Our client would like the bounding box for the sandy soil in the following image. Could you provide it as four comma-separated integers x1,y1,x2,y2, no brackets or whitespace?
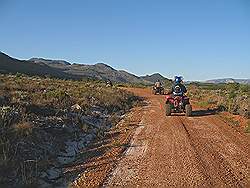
104,88,249,188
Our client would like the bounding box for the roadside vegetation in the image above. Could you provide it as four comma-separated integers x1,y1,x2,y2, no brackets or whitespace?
188,82,249,117
0,74,140,187
187,82,249,131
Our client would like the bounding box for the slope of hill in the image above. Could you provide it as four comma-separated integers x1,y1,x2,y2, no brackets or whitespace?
141,73,173,87
119,70,151,84
28,58,71,70
141,73,168,83
0,52,76,79
29,58,71,66
29,57,147,83
234,79,250,84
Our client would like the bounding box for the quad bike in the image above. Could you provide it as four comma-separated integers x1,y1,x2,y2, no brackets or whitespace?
152,86,164,95
165,94,192,116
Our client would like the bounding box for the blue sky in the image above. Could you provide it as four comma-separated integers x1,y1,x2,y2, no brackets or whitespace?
0,0,249,80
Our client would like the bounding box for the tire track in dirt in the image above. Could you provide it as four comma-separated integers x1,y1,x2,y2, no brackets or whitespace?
104,88,249,187
180,116,249,187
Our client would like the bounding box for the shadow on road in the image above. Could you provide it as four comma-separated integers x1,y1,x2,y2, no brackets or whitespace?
191,109,217,117
169,109,217,117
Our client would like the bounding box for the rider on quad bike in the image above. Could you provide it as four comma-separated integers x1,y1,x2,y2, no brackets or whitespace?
165,76,192,116
170,76,187,96
155,79,162,88
153,79,164,95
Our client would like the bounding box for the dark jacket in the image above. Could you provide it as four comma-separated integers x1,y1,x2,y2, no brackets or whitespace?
171,83,187,95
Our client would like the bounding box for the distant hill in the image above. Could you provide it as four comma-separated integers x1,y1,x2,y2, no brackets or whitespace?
28,57,150,84
29,58,71,69
141,73,173,87
206,78,250,84
0,52,159,84
0,52,76,79
234,79,250,84
141,73,170,83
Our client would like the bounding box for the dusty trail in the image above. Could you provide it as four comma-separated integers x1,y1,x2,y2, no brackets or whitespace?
105,88,249,187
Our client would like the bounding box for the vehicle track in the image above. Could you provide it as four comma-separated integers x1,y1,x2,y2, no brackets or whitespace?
105,88,249,188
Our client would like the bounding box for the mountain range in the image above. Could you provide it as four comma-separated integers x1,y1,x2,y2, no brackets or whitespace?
1,52,249,85
0,52,170,84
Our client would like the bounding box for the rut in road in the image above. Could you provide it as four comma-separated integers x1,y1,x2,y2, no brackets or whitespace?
104,88,249,188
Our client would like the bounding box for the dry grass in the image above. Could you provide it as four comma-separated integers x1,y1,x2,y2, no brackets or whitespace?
0,73,140,187
188,83,249,131
188,83,249,117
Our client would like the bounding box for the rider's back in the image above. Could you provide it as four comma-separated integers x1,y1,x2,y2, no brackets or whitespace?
155,81,161,88
172,83,187,96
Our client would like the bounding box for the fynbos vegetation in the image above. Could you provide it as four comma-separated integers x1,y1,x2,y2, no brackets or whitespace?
0,74,139,187
188,83,249,118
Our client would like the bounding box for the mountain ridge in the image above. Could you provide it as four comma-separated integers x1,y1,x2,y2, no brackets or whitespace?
141,73,171,83
0,52,164,84
2,52,248,84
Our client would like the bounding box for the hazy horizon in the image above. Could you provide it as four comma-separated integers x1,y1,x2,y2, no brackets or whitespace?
0,0,249,80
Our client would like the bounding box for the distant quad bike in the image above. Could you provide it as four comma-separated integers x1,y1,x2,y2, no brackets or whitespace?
152,86,164,95
106,80,113,87
165,94,192,116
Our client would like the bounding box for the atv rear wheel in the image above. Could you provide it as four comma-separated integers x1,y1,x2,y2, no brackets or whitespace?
185,104,192,117
166,103,171,116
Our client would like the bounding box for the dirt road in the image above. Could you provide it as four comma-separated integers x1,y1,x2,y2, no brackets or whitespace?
104,88,249,187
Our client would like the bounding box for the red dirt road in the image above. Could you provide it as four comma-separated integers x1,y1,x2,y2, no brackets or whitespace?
105,88,249,187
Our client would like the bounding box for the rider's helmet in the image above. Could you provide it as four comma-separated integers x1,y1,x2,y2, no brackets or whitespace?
174,76,183,84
